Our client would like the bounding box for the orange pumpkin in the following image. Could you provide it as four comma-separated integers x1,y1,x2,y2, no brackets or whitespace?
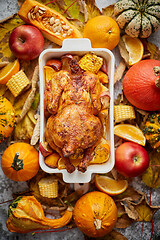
1,142,39,181
123,59,160,111
0,95,15,143
73,191,117,238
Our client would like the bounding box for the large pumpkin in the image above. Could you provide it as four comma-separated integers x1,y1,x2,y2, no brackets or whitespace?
123,59,160,111
0,95,15,143
114,0,160,38
1,142,39,181
73,191,117,238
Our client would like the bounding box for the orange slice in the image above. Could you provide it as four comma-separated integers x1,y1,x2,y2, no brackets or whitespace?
122,35,144,65
0,59,20,84
95,174,128,196
114,124,146,146
57,158,66,170
44,153,60,168
43,65,56,84
90,140,110,164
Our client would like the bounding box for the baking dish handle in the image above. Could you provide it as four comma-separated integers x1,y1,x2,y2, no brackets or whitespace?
62,38,92,51
62,170,92,183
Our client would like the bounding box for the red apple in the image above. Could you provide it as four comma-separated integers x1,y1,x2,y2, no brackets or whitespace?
115,142,150,178
9,25,44,61
39,141,53,157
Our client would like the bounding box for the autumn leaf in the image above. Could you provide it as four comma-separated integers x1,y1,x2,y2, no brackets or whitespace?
142,166,160,189
141,39,160,60
114,187,145,221
118,192,160,223
102,4,115,18
120,198,139,220
115,213,133,229
78,0,88,23
135,198,159,222
84,0,101,20
114,93,124,106
146,41,160,60
142,151,160,188
104,230,128,240
14,114,35,140
13,89,31,116
20,58,39,81
118,37,129,66
114,59,126,84
62,0,85,22
0,14,24,62
115,185,143,202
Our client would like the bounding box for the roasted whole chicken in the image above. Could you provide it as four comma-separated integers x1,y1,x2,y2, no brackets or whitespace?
44,55,110,173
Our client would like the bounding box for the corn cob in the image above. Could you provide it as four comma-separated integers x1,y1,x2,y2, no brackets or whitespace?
79,53,103,74
114,105,136,123
38,176,58,198
6,70,30,97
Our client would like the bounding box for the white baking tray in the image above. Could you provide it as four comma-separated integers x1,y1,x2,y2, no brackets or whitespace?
39,38,115,183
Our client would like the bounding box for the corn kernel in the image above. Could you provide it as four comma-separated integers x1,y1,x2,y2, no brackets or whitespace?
38,176,58,198
114,105,136,123
79,53,103,74
6,70,30,97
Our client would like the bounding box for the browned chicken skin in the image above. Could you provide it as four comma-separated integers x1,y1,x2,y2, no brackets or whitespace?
45,58,104,173
45,69,102,115
46,103,103,156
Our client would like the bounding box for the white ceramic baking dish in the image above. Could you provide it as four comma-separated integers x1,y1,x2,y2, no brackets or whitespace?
39,38,115,183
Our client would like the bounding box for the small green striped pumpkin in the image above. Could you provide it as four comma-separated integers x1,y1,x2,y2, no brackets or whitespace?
143,113,160,151
114,0,160,38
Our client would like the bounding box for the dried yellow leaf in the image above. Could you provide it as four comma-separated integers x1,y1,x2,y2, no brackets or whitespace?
142,151,160,189
135,201,154,222
114,59,126,84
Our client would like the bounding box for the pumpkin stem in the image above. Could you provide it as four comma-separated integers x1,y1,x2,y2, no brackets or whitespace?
11,153,23,171
94,219,102,230
153,66,160,88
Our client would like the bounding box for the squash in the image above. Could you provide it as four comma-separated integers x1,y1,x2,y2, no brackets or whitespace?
143,112,160,151
18,0,82,46
1,142,39,181
123,59,160,111
0,95,15,143
114,0,160,38
6,195,73,233
73,191,117,238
